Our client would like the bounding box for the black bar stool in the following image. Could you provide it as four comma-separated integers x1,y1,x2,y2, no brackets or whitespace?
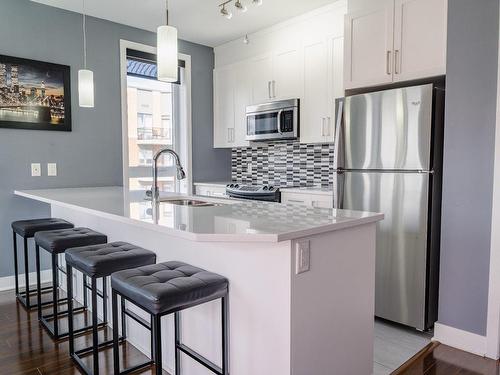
34,227,107,339
65,242,157,375
11,218,74,310
111,261,229,375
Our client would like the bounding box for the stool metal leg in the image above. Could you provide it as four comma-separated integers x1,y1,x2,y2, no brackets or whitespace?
91,277,99,375
102,277,108,325
121,297,127,339
13,232,19,297
153,314,162,375
51,253,59,338
112,290,120,375
67,265,75,356
174,312,181,375
222,296,229,375
23,237,30,309
83,275,88,308
35,245,42,320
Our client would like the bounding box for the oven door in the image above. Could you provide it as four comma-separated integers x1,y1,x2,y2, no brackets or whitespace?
246,108,297,141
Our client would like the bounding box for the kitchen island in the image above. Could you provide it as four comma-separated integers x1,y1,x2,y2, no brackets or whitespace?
15,187,383,375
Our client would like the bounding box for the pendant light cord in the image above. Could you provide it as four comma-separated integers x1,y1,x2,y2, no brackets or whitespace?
166,0,169,25
82,0,87,69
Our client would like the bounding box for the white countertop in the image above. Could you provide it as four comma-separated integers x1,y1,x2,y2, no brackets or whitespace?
14,187,383,243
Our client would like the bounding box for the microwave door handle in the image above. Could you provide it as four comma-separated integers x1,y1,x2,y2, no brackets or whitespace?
277,109,284,134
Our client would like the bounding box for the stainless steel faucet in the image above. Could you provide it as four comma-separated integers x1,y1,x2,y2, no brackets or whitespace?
149,148,186,201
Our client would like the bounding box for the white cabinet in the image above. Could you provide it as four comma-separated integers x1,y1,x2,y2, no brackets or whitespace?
344,0,447,90
214,62,251,148
250,54,274,103
344,0,395,89
214,66,235,148
272,46,303,100
393,0,447,82
281,190,333,208
250,49,302,103
301,35,344,144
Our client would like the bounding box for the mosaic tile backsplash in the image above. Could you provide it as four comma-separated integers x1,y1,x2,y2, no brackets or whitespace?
231,141,334,187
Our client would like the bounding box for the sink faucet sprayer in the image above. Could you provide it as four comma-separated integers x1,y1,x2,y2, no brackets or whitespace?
147,148,186,202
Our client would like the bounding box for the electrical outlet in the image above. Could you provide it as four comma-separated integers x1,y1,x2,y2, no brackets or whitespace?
47,163,57,176
31,163,41,177
295,240,310,274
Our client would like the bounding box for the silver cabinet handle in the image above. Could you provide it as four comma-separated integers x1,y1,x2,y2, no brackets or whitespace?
326,117,331,136
227,128,234,143
321,117,326,136
386,50,392,75
394,49,400,74
287,199,306,204
268,81,272,99
273,80,276,98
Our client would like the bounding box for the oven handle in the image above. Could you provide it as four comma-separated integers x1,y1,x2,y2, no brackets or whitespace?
277,109,284,134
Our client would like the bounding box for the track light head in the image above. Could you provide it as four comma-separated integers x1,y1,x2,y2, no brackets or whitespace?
220,4,233,19
235,0,248,12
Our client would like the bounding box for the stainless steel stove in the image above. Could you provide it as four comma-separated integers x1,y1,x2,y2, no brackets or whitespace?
225,184,281,202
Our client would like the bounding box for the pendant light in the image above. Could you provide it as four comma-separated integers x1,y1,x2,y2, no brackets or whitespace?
78,0,94,108
157,0,178,82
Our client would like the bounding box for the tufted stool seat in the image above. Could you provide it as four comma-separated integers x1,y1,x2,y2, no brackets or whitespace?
34,227,107,340
12,218,74,238
111,261,229,375
65,242,156,375
10,218,74,310
35,227,107,254
111,261,228,315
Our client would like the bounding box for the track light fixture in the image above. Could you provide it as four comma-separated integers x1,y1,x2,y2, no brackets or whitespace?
220,4,233,19
219,0,262,19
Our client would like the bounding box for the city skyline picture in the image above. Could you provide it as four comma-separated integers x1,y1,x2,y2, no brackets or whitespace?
0,54,71,131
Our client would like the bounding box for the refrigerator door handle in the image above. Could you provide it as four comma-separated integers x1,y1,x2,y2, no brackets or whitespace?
333,99,344,171
334,170,345,209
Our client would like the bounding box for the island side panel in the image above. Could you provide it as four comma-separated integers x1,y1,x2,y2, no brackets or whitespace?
290,223,377,375
51,205,293,375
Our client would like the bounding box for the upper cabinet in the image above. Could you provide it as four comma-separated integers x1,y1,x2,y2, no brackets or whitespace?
344,0,447,90
213,1,348,148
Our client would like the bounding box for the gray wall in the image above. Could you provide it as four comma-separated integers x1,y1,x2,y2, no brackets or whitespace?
439,0,499,336
0,0,230,278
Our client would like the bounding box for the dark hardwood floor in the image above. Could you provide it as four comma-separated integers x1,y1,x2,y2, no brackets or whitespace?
0,289,166,374
0,289,498,374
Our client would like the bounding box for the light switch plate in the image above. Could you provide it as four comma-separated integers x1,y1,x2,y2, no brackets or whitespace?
295,240,310,274
31,163,41,177
47,163,57,176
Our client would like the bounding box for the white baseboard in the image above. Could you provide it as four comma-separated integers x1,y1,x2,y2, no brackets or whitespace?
0,270,52,292
433,322,488,357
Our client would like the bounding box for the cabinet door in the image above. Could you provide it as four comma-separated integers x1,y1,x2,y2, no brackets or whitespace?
393,0,447,82
344,0,395,89
213,66,235,148
324,36,344,143
250,54,273,104
301,39,329,144
273,46,303,100
233,62,251,147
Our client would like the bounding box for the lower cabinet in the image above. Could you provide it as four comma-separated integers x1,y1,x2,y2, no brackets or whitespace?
281,191,333,208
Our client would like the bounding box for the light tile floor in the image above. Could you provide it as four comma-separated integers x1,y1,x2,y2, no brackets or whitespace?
373,319,432,374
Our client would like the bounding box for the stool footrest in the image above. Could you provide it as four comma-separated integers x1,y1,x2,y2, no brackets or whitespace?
123,308,151,330
177,342,223,375
74,336,125,357
42,305,86,320
120,360,155,375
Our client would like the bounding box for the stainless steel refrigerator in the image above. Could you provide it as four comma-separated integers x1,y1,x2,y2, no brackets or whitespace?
334,83,445,331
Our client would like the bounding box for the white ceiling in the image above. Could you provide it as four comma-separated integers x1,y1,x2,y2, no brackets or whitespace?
31,0,338,47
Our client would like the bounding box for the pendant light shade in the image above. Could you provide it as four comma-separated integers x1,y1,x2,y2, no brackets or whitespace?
78,69,94,108
157,25,178,82
78,0,94,108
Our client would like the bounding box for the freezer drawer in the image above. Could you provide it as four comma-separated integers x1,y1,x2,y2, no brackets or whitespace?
342,84,433,171
337,171,430,329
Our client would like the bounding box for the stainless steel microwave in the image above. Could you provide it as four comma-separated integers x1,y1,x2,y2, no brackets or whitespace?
246,99,299,141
